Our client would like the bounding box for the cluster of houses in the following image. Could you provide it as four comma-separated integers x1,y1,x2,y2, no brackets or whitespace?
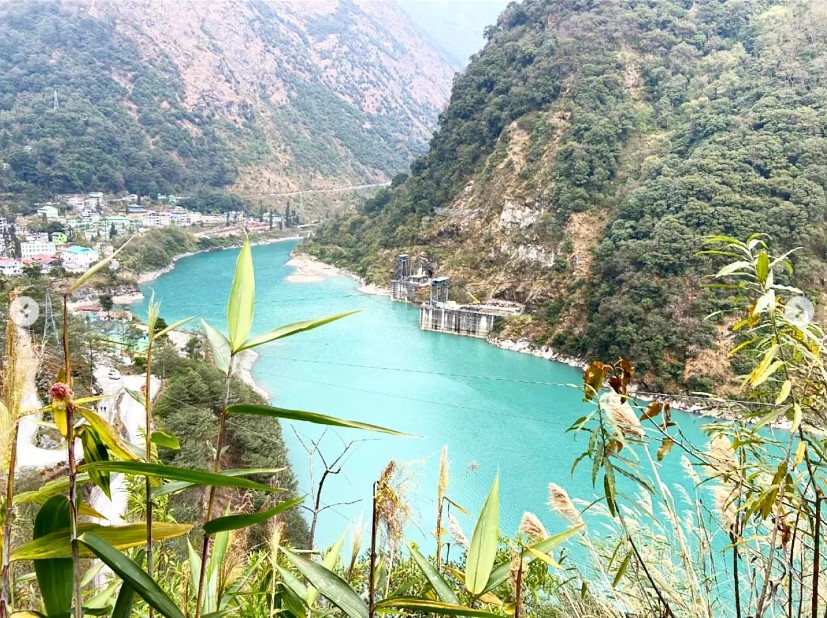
0,225,101,276
0,191,290,279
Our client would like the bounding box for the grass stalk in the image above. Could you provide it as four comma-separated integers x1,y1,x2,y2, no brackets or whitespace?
62,295,82,618
194,357,234,618
144,336,155,618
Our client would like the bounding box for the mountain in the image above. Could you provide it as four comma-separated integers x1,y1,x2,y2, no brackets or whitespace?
395,0,511,69
0,0,454,197
308,0,827,393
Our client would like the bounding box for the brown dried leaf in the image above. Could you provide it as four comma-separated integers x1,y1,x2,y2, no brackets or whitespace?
656,438,674,461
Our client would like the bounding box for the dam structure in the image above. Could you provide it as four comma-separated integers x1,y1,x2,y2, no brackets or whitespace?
390,255,523,338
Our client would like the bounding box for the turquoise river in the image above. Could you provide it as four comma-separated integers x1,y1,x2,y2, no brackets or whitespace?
135,239,731,550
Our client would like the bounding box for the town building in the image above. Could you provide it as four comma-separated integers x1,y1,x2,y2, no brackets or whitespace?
36,205,60,221
0,259,22,277
62,246,100,272
21,240,56,259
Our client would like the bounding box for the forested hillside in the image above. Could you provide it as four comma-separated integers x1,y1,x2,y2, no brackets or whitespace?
0,0,453,197
308,0,827,392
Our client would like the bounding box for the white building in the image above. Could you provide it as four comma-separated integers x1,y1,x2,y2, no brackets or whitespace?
62,246,100,272
21,241,56,259
0,259,22,277
37,205,60,221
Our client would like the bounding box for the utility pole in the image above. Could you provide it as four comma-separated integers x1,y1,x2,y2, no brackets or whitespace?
53,89,59,110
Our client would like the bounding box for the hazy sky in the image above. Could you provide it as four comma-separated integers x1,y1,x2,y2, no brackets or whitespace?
396,0,512,69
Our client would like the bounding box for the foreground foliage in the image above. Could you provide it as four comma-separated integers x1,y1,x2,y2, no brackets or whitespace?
1,233,826,618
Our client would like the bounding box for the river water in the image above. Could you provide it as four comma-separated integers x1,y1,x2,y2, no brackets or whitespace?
135,239,719,550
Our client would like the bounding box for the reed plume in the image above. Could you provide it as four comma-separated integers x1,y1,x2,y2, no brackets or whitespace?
347,513,364,582
519,511,549,541
436,446,449,569
448,514,469,549
548,483,583,525
602,392,645,439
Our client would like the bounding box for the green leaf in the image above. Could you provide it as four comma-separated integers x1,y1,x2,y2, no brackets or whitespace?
150,431,180,450
375,598,503,617
227,404,411,436
202,320,232,374
151,467,284,498
75,407,139,462
81,462,281,493
78,534,184,618
153,316,195,341
715,261,751,278
227,239,255,352
465,475,499,596
33,496,72,618
408,544,459,604
282,548,368,618
111,550,145,618
483,524,584,593
275,564,309,601
15,473,91,505
756,250,770,284
237,311,358,352
308,529,347,607
13,523,192,561
67,235,135,293
80,426,111,499
612,551,632,588
203,497,303,535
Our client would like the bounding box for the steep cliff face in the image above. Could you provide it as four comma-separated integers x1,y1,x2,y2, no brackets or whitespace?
0,0,454,195
309,0,827,392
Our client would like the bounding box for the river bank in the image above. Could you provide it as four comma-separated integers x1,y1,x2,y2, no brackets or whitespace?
287,252,390,296
137,234,304,287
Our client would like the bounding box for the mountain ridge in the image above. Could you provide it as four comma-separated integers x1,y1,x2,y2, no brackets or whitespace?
0,0,455,197
308,0,827,393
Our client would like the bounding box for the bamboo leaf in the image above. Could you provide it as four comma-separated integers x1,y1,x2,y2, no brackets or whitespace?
227,239,255,352
203,498,303,535
375,598,503,617
715,261,751,278
791,404,803,433
15,473,90,505
81,461,281,493
612,551,632,588
282,548,368,618
111,550,144,618
75,407,139,462
153,316,195,341
226,404,412,436
33,496,72,618
151,467,284,498
150,431,180,450
748,344,778,387
755,250,770,284
753,289,776,316
408,544,459,604
237,311,358,352
465,475,499,596
80,426,111,499
78,534,184,618
775,380,792,405
306,529,348,607
202,320,231,374
525,545,559,568
13,523,192,561
68,236,135,293
483,524,584,593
